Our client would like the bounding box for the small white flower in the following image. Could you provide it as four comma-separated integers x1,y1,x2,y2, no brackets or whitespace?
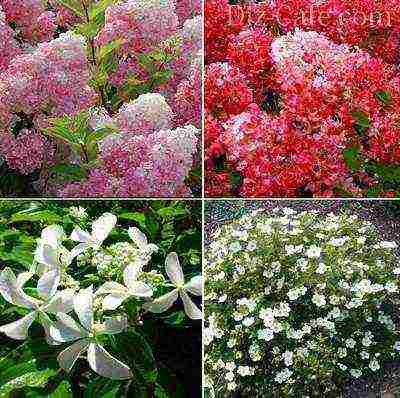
218,294,227,303
306,245,322,258
282,351,293,366
242,317,255,327
360,350,370,359
312,293,326,307
350,369,362,378
143,253,202,320
369,360,380,372
257,328,274,341
225,371,235,381
394,341,400,351
316,263,327,274
345,338,356,349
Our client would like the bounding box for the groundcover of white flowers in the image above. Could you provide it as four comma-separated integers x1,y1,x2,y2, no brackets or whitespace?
204,200,400,398
0,200,202,397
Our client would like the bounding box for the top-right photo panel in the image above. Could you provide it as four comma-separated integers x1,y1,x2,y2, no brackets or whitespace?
204,0,400,198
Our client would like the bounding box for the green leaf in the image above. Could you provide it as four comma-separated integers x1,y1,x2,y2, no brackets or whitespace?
375,90,392,106
50,164,88,182
9,210,62,224
47,381,73,398
119,212,147,230
151,70,173,87
343,147,362,172
365,162,400,183
351,110,371,135
99,39,124,62
0,369,57,396
56,0,84,17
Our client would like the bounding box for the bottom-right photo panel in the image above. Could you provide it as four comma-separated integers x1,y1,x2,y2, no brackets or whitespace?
204,200,400,398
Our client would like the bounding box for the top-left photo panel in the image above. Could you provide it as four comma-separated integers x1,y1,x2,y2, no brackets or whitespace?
0,0,202,198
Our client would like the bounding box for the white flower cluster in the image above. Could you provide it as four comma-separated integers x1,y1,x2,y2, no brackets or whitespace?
0,213,202,380
204,207,400,396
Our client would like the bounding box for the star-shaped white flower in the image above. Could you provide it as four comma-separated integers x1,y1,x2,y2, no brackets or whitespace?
0,267,74,343
34,225,73,273
143,252,202,320
96,263,153,310
128,227,158,257
49,286,132,380
70,213,117,259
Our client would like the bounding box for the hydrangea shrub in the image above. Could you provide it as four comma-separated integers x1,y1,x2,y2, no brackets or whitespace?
205,0,400,197
204,207,400,397
0,0,201,197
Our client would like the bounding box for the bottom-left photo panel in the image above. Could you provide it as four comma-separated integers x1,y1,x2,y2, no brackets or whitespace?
0,200,202,398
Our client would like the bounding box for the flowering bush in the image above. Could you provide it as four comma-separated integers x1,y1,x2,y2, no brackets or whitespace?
0,200,202,396
205,0,400,198
0,0,201,197
204,207,400,397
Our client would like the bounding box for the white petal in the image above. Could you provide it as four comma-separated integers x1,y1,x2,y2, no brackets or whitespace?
37,269,60,300
128,227,147,250
184,275,203,296
58,339,90,372
143,289,178,313
41,225,65,248
96,282,126,296
16,272,33,288
165,252,184,286
35,243,60,269
0,312,36,340
87,343,132,380
37,312,61,346
102,293,129,311
43,288,75,314
49,313,87,342
73,286,94,331
91,213,117,245
180,290,202,320
123,263,141,288
69,242,89,260
70,227,91,243
102,315,128,334
0,268,39,308
129,281,153,298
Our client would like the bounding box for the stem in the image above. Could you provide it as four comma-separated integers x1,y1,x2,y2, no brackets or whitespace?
80,143,89,163
80,0,108,109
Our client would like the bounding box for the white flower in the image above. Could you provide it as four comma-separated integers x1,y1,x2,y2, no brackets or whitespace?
393,267,400,275
282,351,293,366
247,241,257,251
257,328,274,341
229,242,241,253
378,241,397,249
227,382,237,391
328,237,349,247
237,365,253,376
143,252,202,320
306,245,322,258
285,244,303,255
345,338,356,349
312,293,326,307
68,206,88,220
49,286,132,380
96,263,153,310
274,368,293,384
34,225,73,272
225,361,236,371
350,369,362,378
338,348,347,358
242,317,255,327
385,282,398,293
394,341,400,351
338,363,347,371
316,263,327,274
128,227,158,259
70,213,117,259
362,336,372,347
369,360,380,372
0,267,74,344
360,350,369,359
225,371,235,381
218,294,227,303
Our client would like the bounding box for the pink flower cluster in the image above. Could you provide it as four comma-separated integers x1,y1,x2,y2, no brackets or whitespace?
58,94,198,197
0,0,201,196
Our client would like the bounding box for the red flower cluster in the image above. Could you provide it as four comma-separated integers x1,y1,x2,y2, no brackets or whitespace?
205,0,400,197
